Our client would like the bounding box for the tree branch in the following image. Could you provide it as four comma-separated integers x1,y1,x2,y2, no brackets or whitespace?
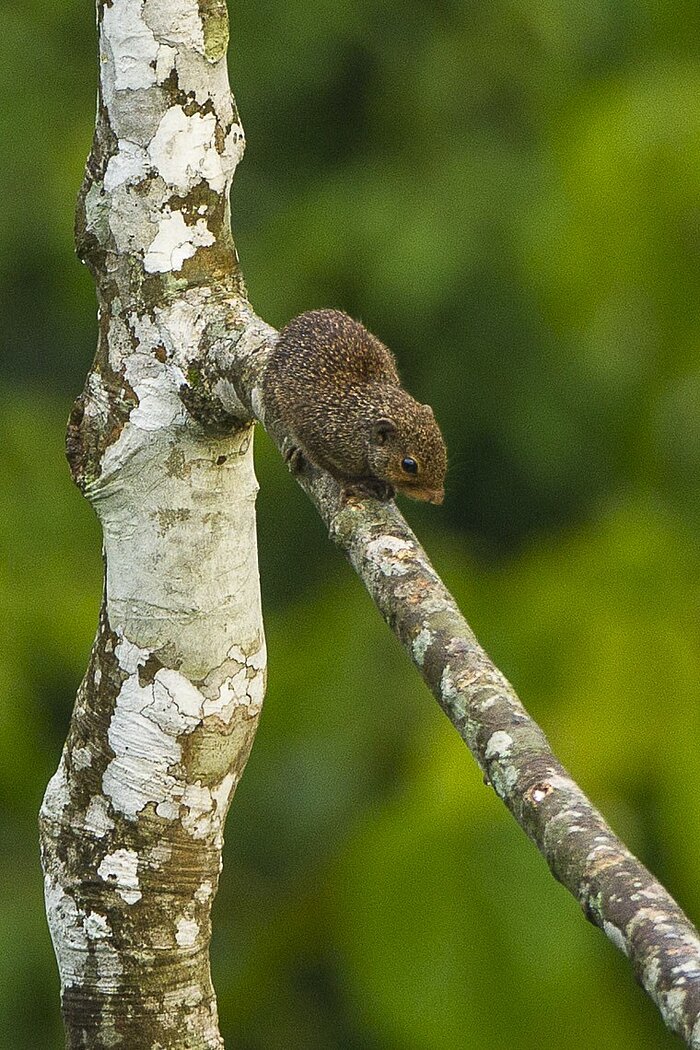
187,284,700,1044
215,308,700,1050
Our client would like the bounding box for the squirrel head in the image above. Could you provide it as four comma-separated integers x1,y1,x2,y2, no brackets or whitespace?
368,398,447,504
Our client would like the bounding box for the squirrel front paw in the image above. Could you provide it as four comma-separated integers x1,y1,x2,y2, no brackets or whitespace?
340,479,395,505
283,442,306,475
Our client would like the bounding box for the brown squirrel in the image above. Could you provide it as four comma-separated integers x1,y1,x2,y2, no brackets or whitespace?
264,309,447,503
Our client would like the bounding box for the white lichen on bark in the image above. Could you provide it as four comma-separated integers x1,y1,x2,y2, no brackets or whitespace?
40,0,264,1046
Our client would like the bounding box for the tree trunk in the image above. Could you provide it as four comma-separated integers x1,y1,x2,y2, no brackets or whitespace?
39,1,266,1045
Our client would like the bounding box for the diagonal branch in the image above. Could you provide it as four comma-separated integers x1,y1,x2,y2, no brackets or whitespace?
200,307,700,1048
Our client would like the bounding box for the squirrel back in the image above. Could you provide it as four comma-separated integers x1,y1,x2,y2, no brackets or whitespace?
264,309,446,504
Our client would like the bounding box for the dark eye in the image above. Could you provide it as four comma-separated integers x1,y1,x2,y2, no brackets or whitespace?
401,457,418,475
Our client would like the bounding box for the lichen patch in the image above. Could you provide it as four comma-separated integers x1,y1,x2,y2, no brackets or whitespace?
123,352,188,431
144,208,215,273
103,0,160,92
115,633,151,675
148,108,228,194
154,292,211,361
366,535,413,576
143,0,206,54
489,762,518,799
43,878,88,988
180,771,237,839
485,731,514,760
174,48,234,121
102,673,183,820
412,627,432,666
73,746,93,771
85,795,116,839
97,848,142,905
175,915,200,948
603,920,629,956
41,760,70,823
194,880,213,903
84,911,113,941
691,1014,700,1049
104,141,150,192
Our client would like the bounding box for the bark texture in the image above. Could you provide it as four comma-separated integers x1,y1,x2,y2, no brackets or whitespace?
41,0,700,1047
39,2,267,1047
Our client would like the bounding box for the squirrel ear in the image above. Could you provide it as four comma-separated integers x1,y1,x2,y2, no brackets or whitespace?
371,417,396,445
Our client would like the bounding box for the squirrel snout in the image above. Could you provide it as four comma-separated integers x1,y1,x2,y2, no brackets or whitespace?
407,486,444,504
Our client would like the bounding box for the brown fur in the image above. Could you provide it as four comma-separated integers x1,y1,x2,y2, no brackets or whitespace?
264,310,447,503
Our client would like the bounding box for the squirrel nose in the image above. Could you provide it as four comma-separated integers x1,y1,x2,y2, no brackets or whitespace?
429,488,445,505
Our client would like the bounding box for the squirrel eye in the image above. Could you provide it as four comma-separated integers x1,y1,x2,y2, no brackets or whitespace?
401,457,418,475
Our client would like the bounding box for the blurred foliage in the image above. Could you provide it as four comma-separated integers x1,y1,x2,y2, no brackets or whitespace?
0,0,698,1047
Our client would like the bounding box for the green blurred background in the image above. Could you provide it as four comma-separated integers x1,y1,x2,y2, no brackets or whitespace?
1,1,699,1046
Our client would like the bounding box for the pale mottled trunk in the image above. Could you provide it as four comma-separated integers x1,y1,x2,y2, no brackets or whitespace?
39,1,266,1046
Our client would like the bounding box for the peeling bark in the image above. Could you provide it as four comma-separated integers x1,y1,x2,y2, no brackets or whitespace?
41,0,700,1047
40,2,265,1047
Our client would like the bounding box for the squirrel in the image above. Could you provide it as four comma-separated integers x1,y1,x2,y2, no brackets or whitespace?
264,309,447,504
